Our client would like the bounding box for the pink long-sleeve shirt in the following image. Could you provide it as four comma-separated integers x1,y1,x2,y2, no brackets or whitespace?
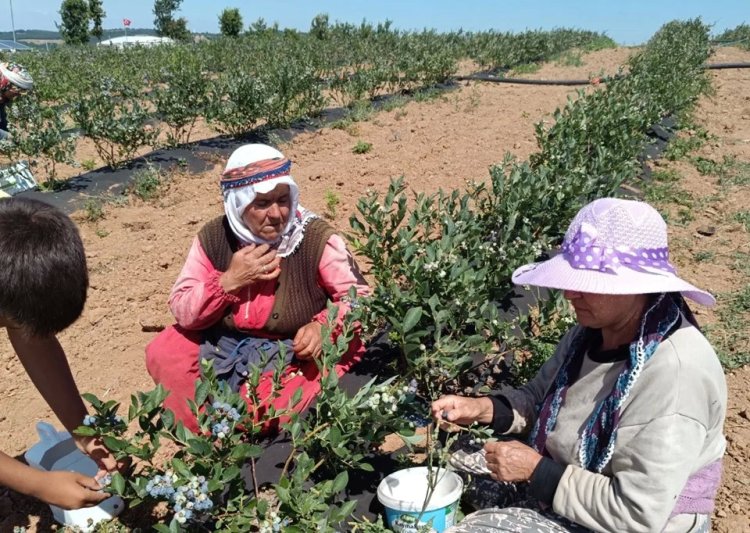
169,234,370,336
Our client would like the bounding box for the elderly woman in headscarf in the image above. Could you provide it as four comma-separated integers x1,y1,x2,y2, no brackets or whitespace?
431,198,726,533
0,62,34,140
146,144,370,432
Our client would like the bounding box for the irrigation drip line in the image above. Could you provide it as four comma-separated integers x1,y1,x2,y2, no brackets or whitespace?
456,62,750,86
705,62,750,69
455,74,592,85
710,37,750,46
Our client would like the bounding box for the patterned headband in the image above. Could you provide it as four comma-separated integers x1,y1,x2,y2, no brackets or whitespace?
220,157,291,192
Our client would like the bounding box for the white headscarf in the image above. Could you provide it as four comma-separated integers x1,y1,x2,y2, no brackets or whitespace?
222,144,317,257
0,63,34,91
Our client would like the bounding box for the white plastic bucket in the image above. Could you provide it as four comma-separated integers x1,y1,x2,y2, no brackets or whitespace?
377,466,463,533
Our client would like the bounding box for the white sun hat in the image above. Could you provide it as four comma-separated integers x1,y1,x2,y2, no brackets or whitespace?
511,197,716,307
0,62,34,91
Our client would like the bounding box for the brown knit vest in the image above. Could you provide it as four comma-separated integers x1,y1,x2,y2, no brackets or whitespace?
197,215,335,338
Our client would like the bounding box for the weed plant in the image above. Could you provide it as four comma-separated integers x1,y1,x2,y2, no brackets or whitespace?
130,166,165,201
353,140,373,154
708,285,750,369
324,190,340,220
83,198,105,222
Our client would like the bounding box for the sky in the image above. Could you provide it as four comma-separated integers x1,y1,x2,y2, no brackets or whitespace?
1,0,747,45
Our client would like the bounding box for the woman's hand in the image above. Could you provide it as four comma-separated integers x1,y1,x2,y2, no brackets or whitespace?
220,244,281,293
431,395,495,429
293,321,323,360
31,470,110,509
484,440,543,483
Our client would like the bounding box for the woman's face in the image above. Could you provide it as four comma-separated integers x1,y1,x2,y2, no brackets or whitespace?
563,290,648,332
242,184,292,241
0,81,24,103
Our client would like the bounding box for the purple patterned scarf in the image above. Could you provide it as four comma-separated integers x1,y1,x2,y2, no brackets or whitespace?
528,293,685,472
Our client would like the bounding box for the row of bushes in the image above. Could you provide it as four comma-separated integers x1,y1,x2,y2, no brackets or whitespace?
348,18,713,396
0,25,611,176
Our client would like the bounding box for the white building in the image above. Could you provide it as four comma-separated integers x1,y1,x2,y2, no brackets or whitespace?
98,35,175,48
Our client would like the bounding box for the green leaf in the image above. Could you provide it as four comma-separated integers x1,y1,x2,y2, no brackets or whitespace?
174,422,188,443
194,380,210,407
275,484,290,503
256,498,268,516
290,386,303,409
73,426,97,437
230,443,263,461
128,400,137,421
160,409,175,430
403,307,423,333
110,471,126,495
331,470,348,493
102,435,127,452
336,499,358,520
327,425,342,446
82,393,102,409
398,432,426,446
152,525,171,533
187,438,212,456
171,457,192,479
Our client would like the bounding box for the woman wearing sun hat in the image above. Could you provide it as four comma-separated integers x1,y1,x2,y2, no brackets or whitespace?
0,62,34,140
145,144,370,433
432,197,726,532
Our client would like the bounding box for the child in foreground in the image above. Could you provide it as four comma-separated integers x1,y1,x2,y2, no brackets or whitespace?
0,197,121,509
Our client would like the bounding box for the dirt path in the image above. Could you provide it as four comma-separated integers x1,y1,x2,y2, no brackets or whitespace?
0,47,748,531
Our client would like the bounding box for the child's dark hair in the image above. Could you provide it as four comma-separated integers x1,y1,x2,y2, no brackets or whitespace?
0,197,88,336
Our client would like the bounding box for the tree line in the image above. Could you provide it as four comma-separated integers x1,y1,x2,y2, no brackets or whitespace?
56,1,274,45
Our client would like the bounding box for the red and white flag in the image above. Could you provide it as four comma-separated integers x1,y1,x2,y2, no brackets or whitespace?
123,18,132,27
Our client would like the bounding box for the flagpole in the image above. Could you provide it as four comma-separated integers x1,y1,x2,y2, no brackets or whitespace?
10,0,17,43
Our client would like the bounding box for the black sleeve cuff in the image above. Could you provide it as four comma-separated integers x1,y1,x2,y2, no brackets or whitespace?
528,457,565,505
488,395,514,434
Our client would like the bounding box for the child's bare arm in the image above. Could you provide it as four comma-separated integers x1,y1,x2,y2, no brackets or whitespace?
7,328,88,432
7,329,120,472
0,451,108,509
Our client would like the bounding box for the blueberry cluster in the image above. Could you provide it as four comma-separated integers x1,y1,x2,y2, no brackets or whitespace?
146,472,213,524
259,511,292,533
82,414,125,427
173,476,214,524
209,401,241,440
146,472,177,499
366,379,417,412
342,293,362,310
98,473,113,488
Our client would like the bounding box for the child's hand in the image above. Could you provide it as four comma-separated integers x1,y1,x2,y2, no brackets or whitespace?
74,435,129,475
33,470,110,509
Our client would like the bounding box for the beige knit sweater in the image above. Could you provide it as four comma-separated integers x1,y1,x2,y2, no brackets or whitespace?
503,317,727,532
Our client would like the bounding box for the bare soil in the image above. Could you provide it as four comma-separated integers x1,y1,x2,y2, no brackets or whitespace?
0,46,748,532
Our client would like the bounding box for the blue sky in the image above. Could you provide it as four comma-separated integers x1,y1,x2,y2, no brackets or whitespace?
1,0,747,45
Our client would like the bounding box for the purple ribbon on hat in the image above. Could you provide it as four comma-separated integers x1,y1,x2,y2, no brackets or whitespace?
561,223,675,274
